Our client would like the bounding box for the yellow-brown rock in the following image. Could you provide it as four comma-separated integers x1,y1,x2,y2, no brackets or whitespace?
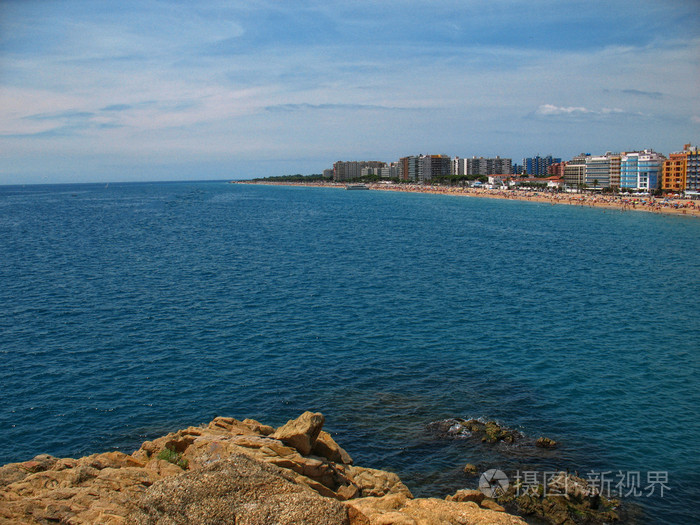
480,499,506,512
242,417,276,435
0,412,528,525
348,466,413,498
346,492,527,525
314,430,354,464
272,410,326,455
446,489,485,505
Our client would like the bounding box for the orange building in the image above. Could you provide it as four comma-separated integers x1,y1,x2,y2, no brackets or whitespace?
662,152,687,192
662,144,700,193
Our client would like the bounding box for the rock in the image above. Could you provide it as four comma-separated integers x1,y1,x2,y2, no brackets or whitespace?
21,454,59,473
462,420,485,433
127,452,349,525
483,421,517,444
337,483,361,501
346,493,527,525
426,418,473,438
546,471,598,503
502,472,620,525
0,463,31,488
230,434,285,451
80,451,145,470
445,488,485,505
0,412,530,525
346,503,372,525
313,430,354,465
428,418,521,444
536,437,558,449
347,466,413,498
0,456,160,524
463,463,479,476
272,411,325,456
480,498,506,512
242,418,276,436
208,416,257,435
145,458,185,478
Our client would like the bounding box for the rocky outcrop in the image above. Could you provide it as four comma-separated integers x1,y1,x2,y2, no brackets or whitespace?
347,492,525,525
0,411,527,525
0,450,160,524
536,437,558,449
497,471,619,525
129,453,349,525
272,411,325,456
445,489,485,505
463,463,479,476
427,418,521,444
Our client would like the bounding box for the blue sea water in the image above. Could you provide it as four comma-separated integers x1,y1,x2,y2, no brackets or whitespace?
1,181,698,523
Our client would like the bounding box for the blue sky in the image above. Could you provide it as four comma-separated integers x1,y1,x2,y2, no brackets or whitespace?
1,0,699,183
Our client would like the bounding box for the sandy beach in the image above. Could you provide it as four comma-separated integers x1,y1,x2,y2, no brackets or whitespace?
237,181,700,218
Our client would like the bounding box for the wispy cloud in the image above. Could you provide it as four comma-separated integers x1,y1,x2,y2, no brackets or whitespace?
621,89,664,100
101,104,133,112
24,110,95,121
264,103,420,112
533,104,641,121
602,88,665,100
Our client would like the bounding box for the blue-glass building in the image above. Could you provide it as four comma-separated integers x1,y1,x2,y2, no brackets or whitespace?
524,155,561,176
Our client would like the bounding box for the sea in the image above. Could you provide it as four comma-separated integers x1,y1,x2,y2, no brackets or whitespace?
1,181,698,523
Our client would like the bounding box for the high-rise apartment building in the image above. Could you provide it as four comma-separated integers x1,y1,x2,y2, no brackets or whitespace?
362,165,399,179
452,157,466,176
453,156,512,175
398,156,421,182
686,145,700,192
333,160,386,181
584,152,620,189
662,144,700,193
547,162,566,178
620,150,665,191
399,155,450,182
585,155,610,188
524,155,561,176
420,155,451,182
465,157,512,175
662,152,687,193
563,153,589,189
608,154,621,189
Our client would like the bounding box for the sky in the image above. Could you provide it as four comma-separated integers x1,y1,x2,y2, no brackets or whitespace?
1,0,699,184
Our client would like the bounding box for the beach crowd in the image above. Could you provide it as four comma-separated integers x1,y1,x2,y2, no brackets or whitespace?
241,180,700,218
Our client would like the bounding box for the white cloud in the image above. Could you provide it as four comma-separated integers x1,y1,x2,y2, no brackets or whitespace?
536,104,592,116
534,105,630,119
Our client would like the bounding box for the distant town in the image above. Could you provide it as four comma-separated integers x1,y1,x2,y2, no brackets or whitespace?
260,144,700,197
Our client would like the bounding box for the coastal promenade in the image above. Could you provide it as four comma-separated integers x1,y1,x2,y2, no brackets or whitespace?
238,181,700,218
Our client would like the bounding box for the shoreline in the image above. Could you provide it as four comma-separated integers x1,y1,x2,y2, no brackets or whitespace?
234,180,700,218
